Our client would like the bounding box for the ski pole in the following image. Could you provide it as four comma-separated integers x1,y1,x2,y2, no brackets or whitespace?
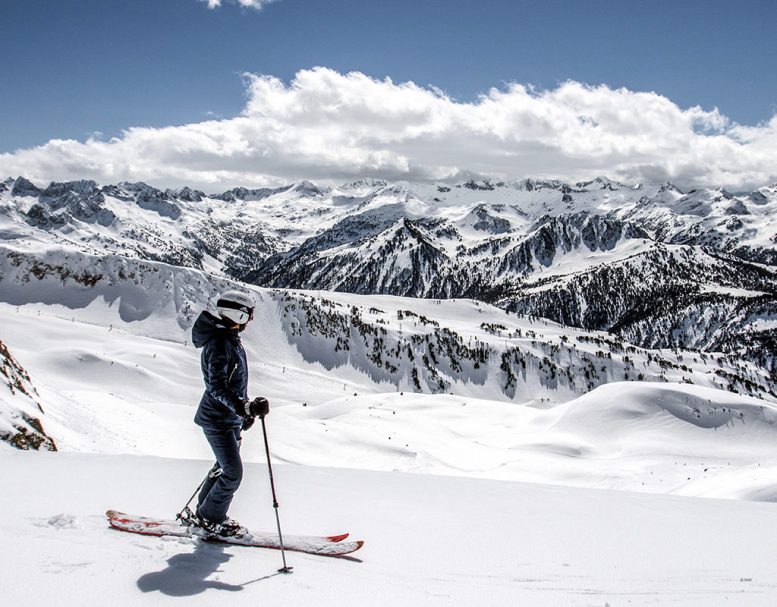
260,414,293,574
176,462,222,522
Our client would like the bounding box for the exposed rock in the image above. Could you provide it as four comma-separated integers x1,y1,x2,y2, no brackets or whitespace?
136,190,182,220
167,187,205,202
0,338,57,451
724,200,750,216
749,190,769,205
471,205,511,234
213,186,286,202
11,177,41,198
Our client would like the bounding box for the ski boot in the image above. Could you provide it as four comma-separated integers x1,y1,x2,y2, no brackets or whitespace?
190,509,247,538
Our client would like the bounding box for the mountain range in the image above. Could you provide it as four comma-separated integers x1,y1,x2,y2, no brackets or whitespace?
2,174,775,384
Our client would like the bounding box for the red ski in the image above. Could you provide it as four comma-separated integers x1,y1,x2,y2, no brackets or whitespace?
106,510,364,556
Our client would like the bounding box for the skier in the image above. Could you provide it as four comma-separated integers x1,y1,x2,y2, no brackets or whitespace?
188,289,270,537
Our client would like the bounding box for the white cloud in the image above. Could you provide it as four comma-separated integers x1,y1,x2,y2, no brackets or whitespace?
2,67,776,191
200,0,277,10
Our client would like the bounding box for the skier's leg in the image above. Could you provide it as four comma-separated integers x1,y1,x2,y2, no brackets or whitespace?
195,462,223,510
197,427,243,524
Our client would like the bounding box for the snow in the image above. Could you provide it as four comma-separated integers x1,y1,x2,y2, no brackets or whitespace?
3,175,777,603
700,285,769,298
4,452,777,606
4,176,777,281
2,287,777,604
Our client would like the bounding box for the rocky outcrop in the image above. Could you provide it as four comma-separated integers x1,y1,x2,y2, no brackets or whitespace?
0,338,56,451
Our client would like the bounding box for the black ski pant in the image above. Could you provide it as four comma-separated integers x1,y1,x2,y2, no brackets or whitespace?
196,426,242,524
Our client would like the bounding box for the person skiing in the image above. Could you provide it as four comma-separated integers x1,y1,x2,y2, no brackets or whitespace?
188,289,270,537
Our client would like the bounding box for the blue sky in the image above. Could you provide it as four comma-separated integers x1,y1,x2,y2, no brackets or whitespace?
2,0,775,151
1,0,776,189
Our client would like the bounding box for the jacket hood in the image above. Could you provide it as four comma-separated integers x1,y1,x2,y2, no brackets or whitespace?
192,310,237,348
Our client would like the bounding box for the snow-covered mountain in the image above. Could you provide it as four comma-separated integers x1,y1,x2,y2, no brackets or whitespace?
1,246,775,454
1,253,776,491
2,174,776,380
4,176,777,605
2,247,774,401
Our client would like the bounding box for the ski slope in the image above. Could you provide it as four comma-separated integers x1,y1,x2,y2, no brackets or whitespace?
2,296,777,499
2,261,777,604
3,452,777,606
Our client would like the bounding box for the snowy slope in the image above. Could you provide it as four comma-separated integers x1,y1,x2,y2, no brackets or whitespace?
3,176,777,604
1,253,776,500
3,452,777,607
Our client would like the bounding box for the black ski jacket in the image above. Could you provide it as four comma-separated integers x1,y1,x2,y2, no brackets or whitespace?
192,310,248,430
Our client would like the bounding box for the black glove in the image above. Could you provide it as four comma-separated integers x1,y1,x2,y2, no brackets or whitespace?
241,415,256,431
245,396,270,418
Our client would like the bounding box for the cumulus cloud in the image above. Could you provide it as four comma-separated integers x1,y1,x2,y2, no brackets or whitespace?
200,0,277,10
2,67,776,191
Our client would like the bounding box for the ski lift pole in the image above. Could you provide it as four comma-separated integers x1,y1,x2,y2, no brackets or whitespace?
260,414,293,574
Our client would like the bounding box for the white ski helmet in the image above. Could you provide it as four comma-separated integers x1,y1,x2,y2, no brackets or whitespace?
216,290,255,325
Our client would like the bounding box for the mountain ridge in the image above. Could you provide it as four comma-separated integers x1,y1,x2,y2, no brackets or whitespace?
2,174,775,383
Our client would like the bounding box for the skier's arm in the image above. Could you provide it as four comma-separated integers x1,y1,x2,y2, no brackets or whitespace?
204,341,247,415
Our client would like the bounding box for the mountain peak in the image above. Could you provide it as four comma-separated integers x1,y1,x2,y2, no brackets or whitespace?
338,178,389,191
514,178,565,192
658,182,683,194
212,185,286,202
165,186,205,202
289,180,324,196
575,176,625,191
41,180,100,200
117,181,164,196
11,177,42,198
